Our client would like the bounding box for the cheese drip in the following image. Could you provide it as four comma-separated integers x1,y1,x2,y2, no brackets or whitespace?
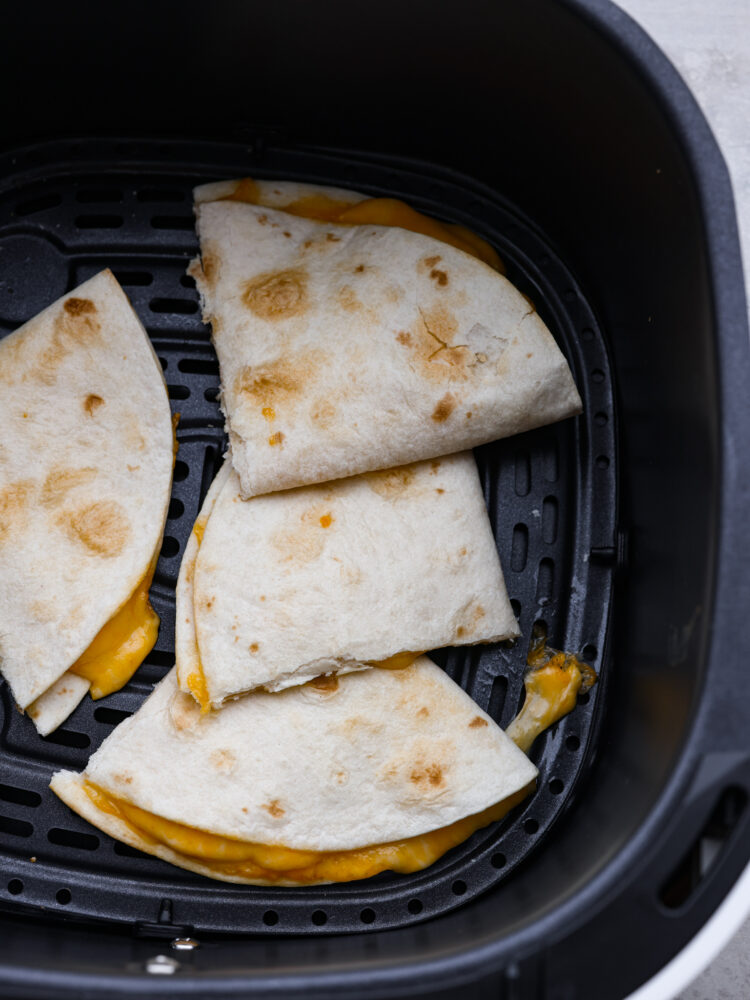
219,180,504,272
68,417,178,699
82,780,532,884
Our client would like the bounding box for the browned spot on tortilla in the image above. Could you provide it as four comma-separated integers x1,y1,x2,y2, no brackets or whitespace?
430,460,441,473
283,231,291,238
242,807,248,814
271,503,332,564
309,674,339,693
435,488,445,494
219,177,260,204
469,716,489,728
210,748,237,773
466,411,473,419
365,466,416,499
84,393,104,416
424,255,442,268
326,232,341,242
417,706,430,718
430,268,449,287
319,513,333,528
64,500,130,557
0,480,33,542
410,763,445,788
310,398,336,428
257,213,268,225
262,799,285,818
235,352,322,412
41,466,97,507
241,268,308,321
249,643,259,654
432,392,456,422
113,772,134,785
459,547,467,556
354,264,365,273
201,248,220,283
398,305,473,383
337,285,362,312
64,297,96,318
456,626,466,638
396,330,412,346
268,431,284,447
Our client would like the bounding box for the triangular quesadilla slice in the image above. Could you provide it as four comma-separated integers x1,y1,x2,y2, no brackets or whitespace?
51,660,537,885
189,179,581,498
0,270,174,732
181,452,518,709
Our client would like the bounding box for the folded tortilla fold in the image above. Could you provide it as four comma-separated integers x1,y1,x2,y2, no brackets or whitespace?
51,660,537,885
190,181,581,498
182,451,518,708
0,270,173,730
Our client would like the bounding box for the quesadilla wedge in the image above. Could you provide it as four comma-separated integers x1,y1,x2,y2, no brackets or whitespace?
189,179,581,498
181,451,518,709
51,660,538,885
0,270,174,733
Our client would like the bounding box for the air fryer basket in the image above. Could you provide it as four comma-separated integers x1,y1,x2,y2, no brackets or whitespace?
1,0,750,997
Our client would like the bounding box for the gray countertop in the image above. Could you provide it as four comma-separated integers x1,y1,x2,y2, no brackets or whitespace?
613,3,750,998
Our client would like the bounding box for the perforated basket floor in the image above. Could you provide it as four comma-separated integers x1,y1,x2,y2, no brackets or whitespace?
0,138,616,937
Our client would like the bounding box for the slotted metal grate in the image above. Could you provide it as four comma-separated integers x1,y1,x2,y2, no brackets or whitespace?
0,138,616,936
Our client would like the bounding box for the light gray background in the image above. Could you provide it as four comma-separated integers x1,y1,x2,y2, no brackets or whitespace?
613,3,750,998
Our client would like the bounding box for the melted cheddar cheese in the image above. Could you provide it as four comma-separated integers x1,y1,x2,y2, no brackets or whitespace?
83,780,532,884
220,183,504,272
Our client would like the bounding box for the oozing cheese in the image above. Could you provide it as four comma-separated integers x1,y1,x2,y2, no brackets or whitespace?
83,780,532,884
220,183,504,272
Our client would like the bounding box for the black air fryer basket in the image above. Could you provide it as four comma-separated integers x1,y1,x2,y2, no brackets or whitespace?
1,1,749,998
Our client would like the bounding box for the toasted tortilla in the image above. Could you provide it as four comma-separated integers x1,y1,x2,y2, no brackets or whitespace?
190,188,581,498
186,451,518,707
0,270,173,726
51,659,537,884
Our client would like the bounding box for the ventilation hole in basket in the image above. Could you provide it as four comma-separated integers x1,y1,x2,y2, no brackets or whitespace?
114,841,145,858
148,649,176,668
137,188,185,203
113,270,153,287
262,910,279,926
491,853,507,869
168,498,185,519
0,816,33,838
594,411,608,426
178,357,220,376
514,453,530,496
75,214,124,229
583,644,598,661
15,192,62,216
204,386,220,402
577,692,590,706
7,879,23,895
510,523,528,573
591,369,605,384
43,729,90,749
158,356,168,370
167,384,190,400
566,735,580,752
544,442,559,483
173,460,189,482
150,298,199,315
596,455,610,470
524,819,539,835
581,328,595,341
180,273,196,289
0,784,42,808
160,536,180,559
535,558,554,606
151,215,194,231
488,675,507,722
549,778,564,795
75,188,123,204
542,496,558,544
451,880,467,896
510,598,521,618
311,910,327,926
360,908,376,924
407,898,423,915
56,888,72,905
48,828,100,851
93,707,132,726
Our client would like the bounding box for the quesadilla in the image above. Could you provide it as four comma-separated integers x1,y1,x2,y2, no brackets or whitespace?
180,451,518,709
51,659,538,885
189,178,581,498
0,270,174,733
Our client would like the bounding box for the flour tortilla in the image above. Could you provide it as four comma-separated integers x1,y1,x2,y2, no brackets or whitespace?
190,190,582,498
188,451,518,707
51,659,537,883
0,270,173,725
